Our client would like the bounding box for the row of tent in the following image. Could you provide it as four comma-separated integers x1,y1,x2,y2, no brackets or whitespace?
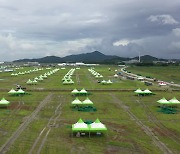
157,97,180,105
72,118,107,132
101,80,112,85
71,97,93,105
11,68,43,76
134,88,153,95
8,88,26,95
88,68,103,78
71,89,107,135
26,69,59,85
62,69,75,85
71,88,88,95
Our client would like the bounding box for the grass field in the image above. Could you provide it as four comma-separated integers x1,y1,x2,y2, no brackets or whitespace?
0,65,179,154
127,66,180,84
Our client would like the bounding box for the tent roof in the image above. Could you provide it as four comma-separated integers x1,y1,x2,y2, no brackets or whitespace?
134,88,143,93
0,98,10,104
144,89,152,93
71,89,79,93
17,89,25,93
80,88,87,93
83,98,93,104
169,97,180,104
72,98,82,104
157,97,170,104
8,88,17,93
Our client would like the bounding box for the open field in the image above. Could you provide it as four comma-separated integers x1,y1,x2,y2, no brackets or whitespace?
127,66,180,84
0,65,179,154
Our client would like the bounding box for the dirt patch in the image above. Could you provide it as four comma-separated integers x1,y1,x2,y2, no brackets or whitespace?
105,145,136,154
153,127,173,137
8,102,20,110
8,103,34,111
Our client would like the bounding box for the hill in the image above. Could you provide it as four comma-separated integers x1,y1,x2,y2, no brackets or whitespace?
13,51,170,63
14,51,127,63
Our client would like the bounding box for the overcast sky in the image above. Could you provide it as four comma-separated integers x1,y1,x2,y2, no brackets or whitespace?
0,0,180,61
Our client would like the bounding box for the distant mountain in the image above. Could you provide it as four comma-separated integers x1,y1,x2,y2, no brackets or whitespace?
132,55,167,62
62,51,120,62
13,51,169,63
14,51,127,63
15,56,63,63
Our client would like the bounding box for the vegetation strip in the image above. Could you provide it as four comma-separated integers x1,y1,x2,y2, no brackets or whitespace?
0,94,52,154
110,94,173,154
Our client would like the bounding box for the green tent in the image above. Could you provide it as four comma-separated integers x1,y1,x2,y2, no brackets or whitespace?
157,97,170,104
8,88,17,95
101,80,106,84
89,118,107,132
33,80,38,84
26,79,33,84
0,98,10,106
72,98,82,105
83,98,93,105
169,97,180,104
72,118,89,132
144,89,152,95
38,77,43,81
134,88,144,95
79,88,87,94
107,80,112,84
17,89,25,95
71,89,79,95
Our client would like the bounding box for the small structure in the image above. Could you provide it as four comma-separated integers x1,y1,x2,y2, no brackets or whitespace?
83,98,93,105
71,89,79,95
169,97,180,105
157,97,170,105
79,88,88,95
8,88,17,95
72,98,82,105
89,118,107,132
0,98,10,107
134,88,144,95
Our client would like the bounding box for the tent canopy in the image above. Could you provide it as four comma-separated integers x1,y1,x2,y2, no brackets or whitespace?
0,98,10,105
169,97,180,104
157,97,170,104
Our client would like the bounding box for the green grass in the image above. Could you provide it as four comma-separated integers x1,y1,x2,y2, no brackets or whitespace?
0,65,179,154
127,66,180,84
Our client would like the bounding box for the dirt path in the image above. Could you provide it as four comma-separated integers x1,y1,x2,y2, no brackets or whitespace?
0,94,53,154
110,94,173,154
28,95,64,154
136,99,180,145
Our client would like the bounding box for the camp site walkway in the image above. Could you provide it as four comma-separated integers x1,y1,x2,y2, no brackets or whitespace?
0,93,53,154
110,93,173,154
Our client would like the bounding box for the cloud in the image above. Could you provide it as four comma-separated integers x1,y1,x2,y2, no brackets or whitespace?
113,39,130,46
0,0,180,60
148,14,179,25
0,33,35,51
172,28,180,37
